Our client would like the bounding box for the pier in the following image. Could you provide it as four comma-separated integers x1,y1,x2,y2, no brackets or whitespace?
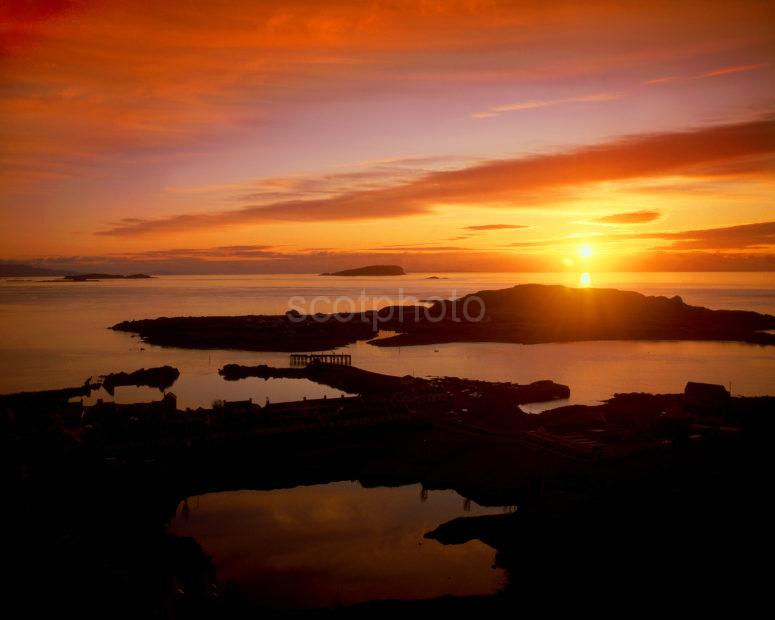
290,353,352,367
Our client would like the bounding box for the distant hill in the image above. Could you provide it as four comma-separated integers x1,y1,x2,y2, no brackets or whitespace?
0,262,77,277
320,265,406,276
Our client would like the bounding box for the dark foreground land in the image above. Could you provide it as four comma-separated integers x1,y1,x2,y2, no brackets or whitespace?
112,284,775,351
3,361,774,617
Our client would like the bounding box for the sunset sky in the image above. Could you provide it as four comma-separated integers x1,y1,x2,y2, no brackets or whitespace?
2,0,774,273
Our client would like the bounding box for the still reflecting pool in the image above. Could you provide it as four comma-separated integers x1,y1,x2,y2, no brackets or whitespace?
170,482,507,609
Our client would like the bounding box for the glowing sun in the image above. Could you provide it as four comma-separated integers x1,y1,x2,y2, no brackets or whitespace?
578,243,593,258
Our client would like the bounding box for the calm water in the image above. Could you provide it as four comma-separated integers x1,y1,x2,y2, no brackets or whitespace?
1,272,774,408
169,482,507,609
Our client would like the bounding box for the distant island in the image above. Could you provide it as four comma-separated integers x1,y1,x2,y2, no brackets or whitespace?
0,263,155,280
58,273,153,282
320,264,406,276
0,262,75,277
111,283,775,350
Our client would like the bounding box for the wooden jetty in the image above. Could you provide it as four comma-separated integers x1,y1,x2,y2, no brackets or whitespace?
290,353,352,367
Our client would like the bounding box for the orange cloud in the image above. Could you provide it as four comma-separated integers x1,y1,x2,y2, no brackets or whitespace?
2,1,774,188
589,210,662,225
97,115,775,236
640,221,775,250
465,224,529,231
508,221,775,252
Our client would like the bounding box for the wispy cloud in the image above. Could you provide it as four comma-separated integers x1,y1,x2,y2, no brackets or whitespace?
645,62,767,85
695,63,768,79
464,224,529,231
507,221,775,252
232,158,469,203
587,210,662,225
365,244,478,252
96,115,775,236
639,220,775,250
470,92,621,120
123,245,281,259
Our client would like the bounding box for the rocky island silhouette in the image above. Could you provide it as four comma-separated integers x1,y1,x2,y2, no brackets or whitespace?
111,284,775,350
320,264,406,276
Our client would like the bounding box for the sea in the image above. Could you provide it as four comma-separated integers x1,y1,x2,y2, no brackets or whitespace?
3,271,774,606
2,271,773,409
